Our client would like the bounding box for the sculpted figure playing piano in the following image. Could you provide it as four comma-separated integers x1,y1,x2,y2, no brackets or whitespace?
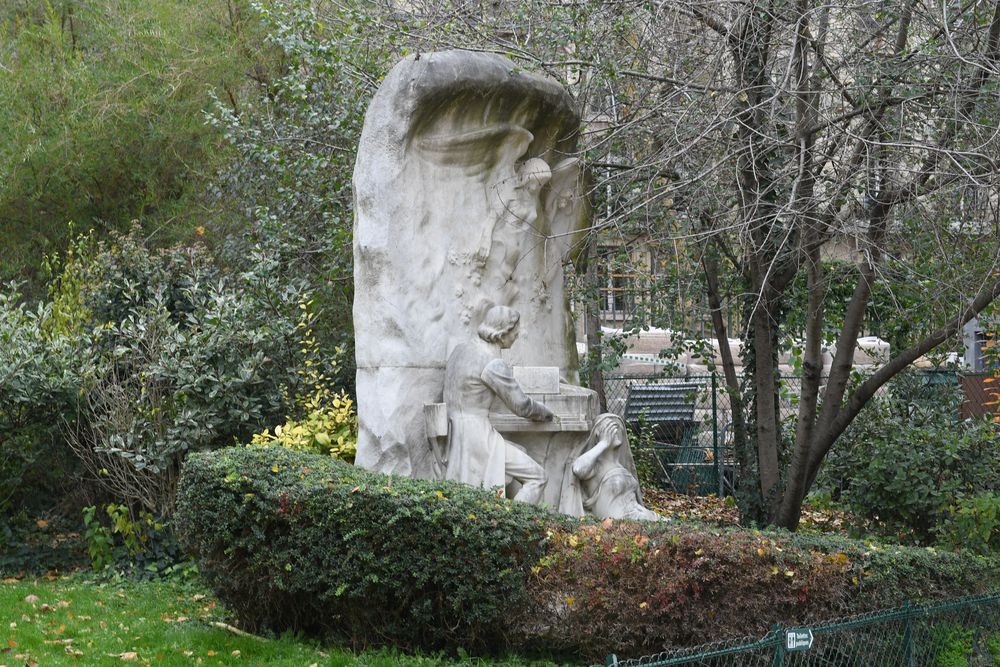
443,305,554,504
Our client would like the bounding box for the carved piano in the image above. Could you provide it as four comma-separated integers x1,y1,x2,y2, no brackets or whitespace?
424,367,598,515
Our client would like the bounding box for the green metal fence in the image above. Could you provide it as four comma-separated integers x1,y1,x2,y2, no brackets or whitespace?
605,370,993,497
603,373,760,496
602,593,1000,667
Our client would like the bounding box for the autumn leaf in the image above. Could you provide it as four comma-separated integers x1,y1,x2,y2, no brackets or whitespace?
109,651,138,661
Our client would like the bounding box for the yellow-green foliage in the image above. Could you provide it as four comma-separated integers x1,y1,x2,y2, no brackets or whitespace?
40,226,96,339
251,298,357,462
251,392,357,462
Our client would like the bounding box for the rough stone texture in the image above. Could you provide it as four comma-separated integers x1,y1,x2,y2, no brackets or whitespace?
353,50,588,477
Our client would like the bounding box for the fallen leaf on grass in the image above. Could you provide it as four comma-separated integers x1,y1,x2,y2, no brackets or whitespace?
107,651,138,661
23,595,38,605
160,615,190,624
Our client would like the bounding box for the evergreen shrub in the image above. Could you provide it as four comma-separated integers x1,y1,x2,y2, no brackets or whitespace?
177,447,999,661
818,372,1000,546
175,446,551,653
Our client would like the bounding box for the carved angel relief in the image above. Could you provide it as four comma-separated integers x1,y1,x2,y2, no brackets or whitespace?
415,125,583,315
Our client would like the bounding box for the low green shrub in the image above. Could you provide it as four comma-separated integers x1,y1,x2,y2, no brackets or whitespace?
82,504,190,579
927,625,974,667
177,447,999,662
818,372,1000,545
0,289,87,526
175,446,552,653
937,493,999,555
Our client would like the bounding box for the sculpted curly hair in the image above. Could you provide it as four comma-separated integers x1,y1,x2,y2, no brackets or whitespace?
477,306,520,343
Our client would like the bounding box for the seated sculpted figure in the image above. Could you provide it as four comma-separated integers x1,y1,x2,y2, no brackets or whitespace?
572,413,663,521
444,306,553,503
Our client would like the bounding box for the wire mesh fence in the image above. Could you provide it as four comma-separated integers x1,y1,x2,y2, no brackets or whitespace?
601,593,1000,667
604,370,997,497
961,372,998,420
602,373,805,496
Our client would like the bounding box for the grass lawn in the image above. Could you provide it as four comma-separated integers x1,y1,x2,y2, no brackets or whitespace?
0,575,556,666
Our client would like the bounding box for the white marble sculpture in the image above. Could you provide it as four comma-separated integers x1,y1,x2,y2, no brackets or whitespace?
353,50,659,521
443,306,553,503
572,414,663,521
353,49,587,477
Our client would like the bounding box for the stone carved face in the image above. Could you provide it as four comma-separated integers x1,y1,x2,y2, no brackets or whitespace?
505,158,553,228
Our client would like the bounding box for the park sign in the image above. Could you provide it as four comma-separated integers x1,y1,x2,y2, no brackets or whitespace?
785,628,815,651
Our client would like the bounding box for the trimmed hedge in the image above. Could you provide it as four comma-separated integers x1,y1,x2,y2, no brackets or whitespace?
177,447,999,661
175,446,552,652
518,521,999,659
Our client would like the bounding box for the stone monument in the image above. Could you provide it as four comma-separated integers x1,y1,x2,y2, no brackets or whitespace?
353,50,660,521
353,49,587,477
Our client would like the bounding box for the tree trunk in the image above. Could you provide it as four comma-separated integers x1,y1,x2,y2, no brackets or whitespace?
582,234,608,412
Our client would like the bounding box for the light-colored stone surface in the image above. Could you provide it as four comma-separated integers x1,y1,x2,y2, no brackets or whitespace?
513,366,561,394
571,413,663,521
353,52,659,521
442,306,554,504
353,50,588,477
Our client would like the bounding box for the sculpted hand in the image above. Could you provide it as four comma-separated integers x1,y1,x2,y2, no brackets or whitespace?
534,402,555,422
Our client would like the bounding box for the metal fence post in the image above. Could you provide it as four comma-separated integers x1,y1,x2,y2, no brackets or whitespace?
711,371,721,496
771,623,785,667
605,653,619,667
902,600,915,667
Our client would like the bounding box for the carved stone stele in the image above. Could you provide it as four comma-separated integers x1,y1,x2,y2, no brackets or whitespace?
353,50,588,477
